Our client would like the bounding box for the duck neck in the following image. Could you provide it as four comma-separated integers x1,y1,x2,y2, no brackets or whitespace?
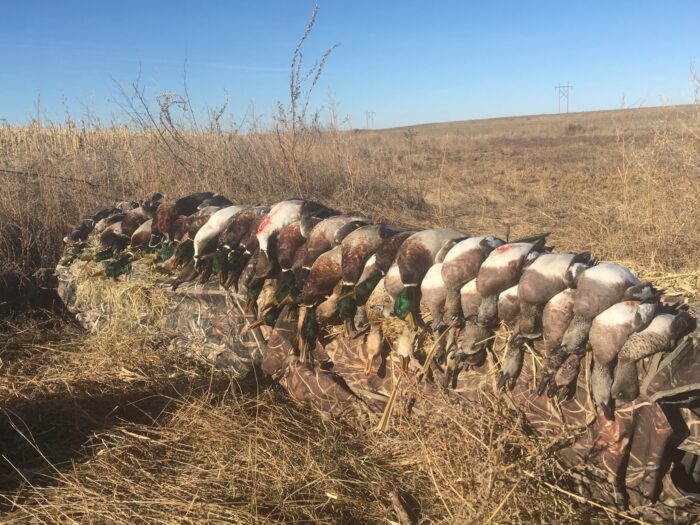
560,314,593,355
443,288,463,325
476,293,499,328
518,301,541,336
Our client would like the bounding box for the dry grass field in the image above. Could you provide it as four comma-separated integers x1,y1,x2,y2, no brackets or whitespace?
1,102,699,523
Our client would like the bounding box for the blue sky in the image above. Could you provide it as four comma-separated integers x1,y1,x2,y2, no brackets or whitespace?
1,1,698,128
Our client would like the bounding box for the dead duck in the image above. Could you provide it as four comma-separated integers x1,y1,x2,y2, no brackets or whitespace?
175,192,216,216
589,300,658,420
301,214,371,275
353,230,415,306
338,224,409,328
420,262,447,331
254,200,306,287
459,235,550,367
299,200,340,237
198,194,233,209
394,228,465,329
537,262,655,396
217,206,269,289
498,251,594,390
541,289,577,399
298,245,343,362
99,221,130,251
337,224,404,331
611,309,696,403
130,219,153,250
362,273,395,375
441,236,505,328
193,205,247,268
248,220,310,326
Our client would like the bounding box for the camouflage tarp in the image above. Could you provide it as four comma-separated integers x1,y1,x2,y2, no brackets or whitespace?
56,262,700,523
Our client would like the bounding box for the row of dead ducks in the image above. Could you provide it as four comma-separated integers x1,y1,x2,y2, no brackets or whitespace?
64,192,697,420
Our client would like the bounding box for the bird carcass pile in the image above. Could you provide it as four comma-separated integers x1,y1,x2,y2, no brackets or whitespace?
57,191,700,523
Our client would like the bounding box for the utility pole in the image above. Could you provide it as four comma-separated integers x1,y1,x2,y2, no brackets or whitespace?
555,83,573,113
364,111,375,129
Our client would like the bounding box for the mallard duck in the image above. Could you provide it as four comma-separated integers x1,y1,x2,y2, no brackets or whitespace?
65,218,95,243
611,309,696,402
93,212,125,237
589,300,657,419
193,205,247,267
394,229,465,328
216,206,269,289
298,245,343,362
301,214,371,273
537,263,656,396
353,230,414,306
336,224,400,330
363,273,395,375
498,252,594,390
384,262,404,300
245,220,310,325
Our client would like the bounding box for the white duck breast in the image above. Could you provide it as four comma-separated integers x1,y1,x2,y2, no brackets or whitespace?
589,300,657,367
498,285,520,326
460,279,481,319
477,242,538,298
518,253,575,305
421,263,447,324
356,254,378,286
384,262,404,300
256,199,304,255
441,236,504,289
573,263,641,319
542,289,576,352
194,205,247,258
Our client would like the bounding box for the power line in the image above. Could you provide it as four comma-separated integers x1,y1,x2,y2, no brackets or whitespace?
555,83,573,113
364,111,375,129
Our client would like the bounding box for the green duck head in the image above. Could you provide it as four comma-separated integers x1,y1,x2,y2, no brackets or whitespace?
394,285,421,322
274,270,296,304
300,305,318,343
337,284,357,320
94,247,116,262
105,253,133,279
155,243,176,263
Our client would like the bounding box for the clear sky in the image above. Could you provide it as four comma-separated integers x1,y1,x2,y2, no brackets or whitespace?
1,1,699,129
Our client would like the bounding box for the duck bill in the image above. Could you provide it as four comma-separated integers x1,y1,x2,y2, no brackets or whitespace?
364,354,378,376
405,312,418,331
537,372,553,396
442,366,455,389
497,372,510,391
240,318,266,335
399,355,410,373
600,402,615,421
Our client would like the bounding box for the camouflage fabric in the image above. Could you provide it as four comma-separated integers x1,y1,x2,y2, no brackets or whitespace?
56,256,700,523
55,260,266,382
